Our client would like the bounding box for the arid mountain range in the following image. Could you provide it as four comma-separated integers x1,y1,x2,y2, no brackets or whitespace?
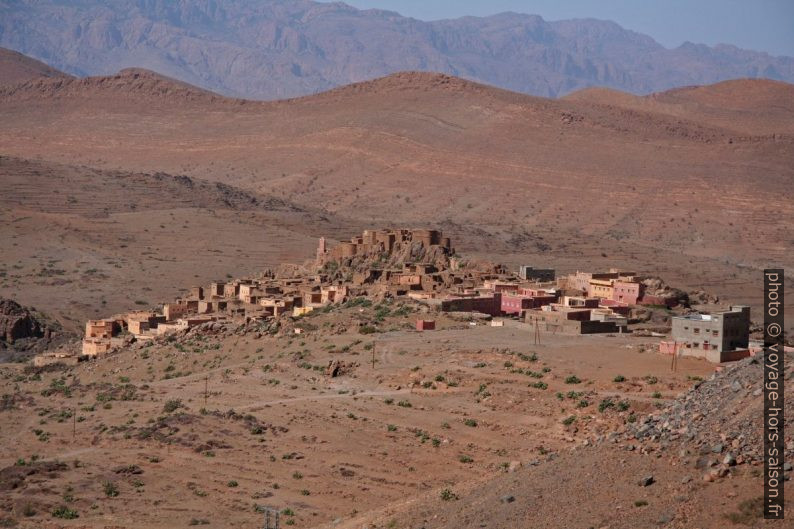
1,0,794,99
0,48,792,333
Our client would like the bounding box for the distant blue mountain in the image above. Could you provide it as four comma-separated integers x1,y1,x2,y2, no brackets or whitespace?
1,0,792,99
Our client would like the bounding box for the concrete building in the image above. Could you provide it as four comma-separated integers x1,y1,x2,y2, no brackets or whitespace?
524,306,623,334
661,306,751,362
518,266,555,282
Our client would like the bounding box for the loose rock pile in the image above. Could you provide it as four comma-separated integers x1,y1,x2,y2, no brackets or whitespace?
627,353,794,480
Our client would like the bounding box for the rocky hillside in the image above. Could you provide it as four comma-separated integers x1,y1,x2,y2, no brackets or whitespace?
629,353,794,473
0,46,69,86
0,298,73,362
1,1,793,99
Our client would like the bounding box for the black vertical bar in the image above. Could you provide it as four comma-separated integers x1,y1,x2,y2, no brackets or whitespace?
764,269,784,519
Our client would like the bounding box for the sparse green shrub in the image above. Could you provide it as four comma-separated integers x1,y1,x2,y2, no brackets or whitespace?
565,375,581,384
440,488,458,501
103,481,119,497
52,506,78,519
613,375,626,382
598,398,615,412
163,399,182,413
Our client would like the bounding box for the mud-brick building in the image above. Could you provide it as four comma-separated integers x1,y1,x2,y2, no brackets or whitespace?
661,306,751,362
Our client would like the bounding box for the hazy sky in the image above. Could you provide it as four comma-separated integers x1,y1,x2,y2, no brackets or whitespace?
336,0,794,57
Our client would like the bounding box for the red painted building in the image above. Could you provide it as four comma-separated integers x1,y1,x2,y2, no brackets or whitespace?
501,293,558,315
440,292,502,317
416,319,436,331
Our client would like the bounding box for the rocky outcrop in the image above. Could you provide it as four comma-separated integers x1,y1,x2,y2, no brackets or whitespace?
0,298,44,343
0,298,74,362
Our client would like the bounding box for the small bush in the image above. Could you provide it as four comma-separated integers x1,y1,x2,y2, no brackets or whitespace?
598,398,615,413
464,418,477,427
458,455,473,463
387,424,398,432
52,506,79,519
227,480,238,488
440,488,458,501
163,399,182,413
562,415,576,426
613,375,626,382
103,481,119,497
564,375,581,384
723,496,764,524
397,400,412,408
634,500,648,507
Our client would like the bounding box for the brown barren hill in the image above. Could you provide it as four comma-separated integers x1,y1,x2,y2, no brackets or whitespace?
0,62,792,330
565,78,794,135
0,46,70,86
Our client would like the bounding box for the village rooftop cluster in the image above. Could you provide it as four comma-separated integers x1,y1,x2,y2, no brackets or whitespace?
41,228,750,367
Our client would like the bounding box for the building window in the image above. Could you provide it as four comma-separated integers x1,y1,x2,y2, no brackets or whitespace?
694,328,700,334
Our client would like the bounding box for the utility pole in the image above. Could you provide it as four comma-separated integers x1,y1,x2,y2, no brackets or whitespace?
204,376,209,407
263,507,280,529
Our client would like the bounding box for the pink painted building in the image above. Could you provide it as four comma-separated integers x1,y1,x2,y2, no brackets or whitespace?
612,281,642,305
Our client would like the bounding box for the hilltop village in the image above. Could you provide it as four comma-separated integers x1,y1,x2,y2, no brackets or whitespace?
36,228,752,367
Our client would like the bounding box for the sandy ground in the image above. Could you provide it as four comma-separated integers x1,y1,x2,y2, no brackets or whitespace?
0,305,720,528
